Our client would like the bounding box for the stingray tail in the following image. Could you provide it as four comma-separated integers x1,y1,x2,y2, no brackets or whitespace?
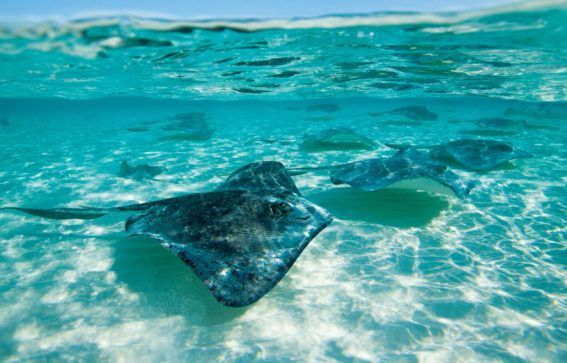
0,202,159,220
0,206,114,220
461,180,478,199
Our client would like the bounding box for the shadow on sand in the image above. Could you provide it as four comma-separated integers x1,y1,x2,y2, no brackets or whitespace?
308,187,450,228
111,236,247,326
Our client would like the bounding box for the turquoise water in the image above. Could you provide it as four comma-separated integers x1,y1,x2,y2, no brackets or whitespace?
1,2,567,362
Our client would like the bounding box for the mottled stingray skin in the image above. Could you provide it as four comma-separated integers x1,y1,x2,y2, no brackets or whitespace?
1,161,333,307
125,188,332,307
429,139,532,171
123,161,332,306
217,161,301,195
330,149,475,199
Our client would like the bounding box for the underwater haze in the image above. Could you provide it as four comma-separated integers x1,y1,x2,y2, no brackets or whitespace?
1,1,567,362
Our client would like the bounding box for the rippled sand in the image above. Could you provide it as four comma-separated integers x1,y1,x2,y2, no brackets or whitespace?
0,96,565,361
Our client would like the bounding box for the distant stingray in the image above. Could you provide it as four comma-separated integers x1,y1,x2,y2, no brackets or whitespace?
119,161,166,180
473,117,527,130
0,118,9,128
126,126,149,132
454,117,528,136
301,128,376,152
504,103,567,119
371,105,438,121
160,112,214,141
1,161,333,307
387,139,532,171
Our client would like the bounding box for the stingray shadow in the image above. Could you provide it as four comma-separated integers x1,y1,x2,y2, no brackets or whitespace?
111,236,247,326
307,188,449,228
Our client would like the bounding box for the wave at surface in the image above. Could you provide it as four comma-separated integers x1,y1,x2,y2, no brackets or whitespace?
0,0,566,100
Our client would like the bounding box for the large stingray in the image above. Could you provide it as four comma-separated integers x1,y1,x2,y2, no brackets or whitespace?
1,162,333,307
301,128,376,151
387,139,532,171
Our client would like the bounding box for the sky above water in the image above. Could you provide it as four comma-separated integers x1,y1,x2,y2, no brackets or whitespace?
0,0,523,20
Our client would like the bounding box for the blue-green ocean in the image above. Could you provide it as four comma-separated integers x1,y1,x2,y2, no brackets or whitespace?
1,2,566,362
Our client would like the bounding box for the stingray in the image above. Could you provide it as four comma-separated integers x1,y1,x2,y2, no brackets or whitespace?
329,149,475,199
371,105,438,121
289,149,474,198
160,112,214,141
504,103,567,119
301,128,376,151
472,117,527,130
0,118,8,128
1,161,333,307
387,139,532,171
119,161,166,180
126,126,150,132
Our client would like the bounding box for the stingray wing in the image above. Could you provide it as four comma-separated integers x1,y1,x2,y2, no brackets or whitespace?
125,190,332,307
217,161,301,195
330,158,400,190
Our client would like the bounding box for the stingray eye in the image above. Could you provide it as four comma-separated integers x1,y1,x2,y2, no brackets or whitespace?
270,202,291,218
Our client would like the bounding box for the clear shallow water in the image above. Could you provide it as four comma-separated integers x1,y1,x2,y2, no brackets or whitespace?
1,3,567,363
